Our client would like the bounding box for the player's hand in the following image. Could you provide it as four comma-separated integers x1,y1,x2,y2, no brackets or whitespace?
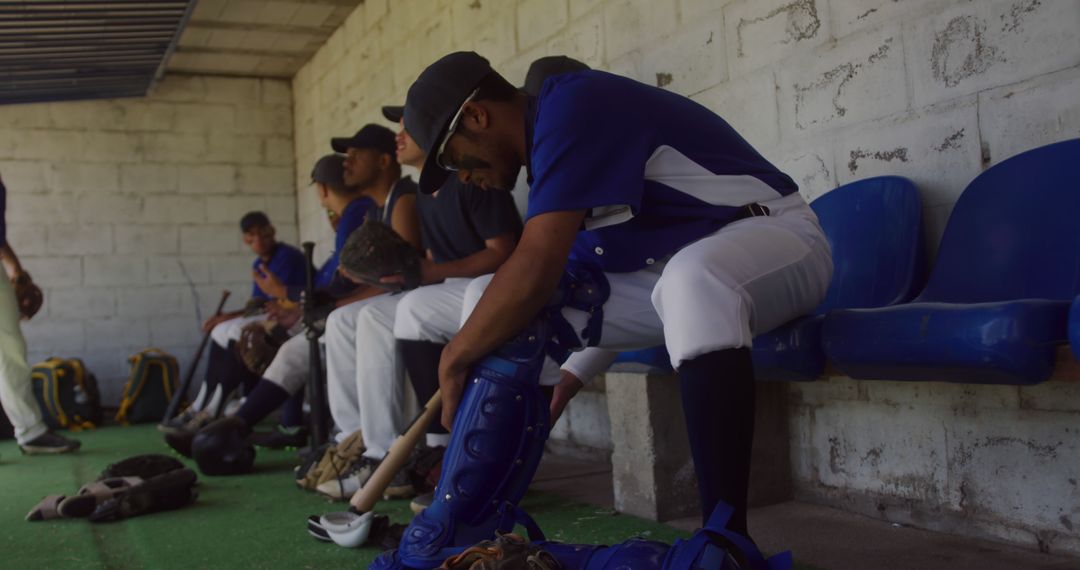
266,300,301,328
379,258,434,288
438,345,469,431
549,371,584,424
253,263,287,299
201,314,228,333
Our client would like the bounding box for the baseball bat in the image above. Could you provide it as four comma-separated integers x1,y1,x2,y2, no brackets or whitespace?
350,390,442,512
303,242,330,447
162,289,231,423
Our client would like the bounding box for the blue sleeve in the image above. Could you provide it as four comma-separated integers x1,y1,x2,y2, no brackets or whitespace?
525,74,651,222
335,198,370,254
250,257,268,300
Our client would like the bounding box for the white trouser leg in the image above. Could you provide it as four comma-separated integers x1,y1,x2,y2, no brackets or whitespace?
262,333,312,395
325,299,375,443
354,294,407,458
210,314,265,347
393,279,471,342
0,275,47,444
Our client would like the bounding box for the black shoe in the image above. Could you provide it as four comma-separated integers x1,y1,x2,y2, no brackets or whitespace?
249,425,308,449
20,432,81,455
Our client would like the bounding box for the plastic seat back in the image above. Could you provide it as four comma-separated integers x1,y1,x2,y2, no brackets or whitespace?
917,139,1080,303
809,176,924,313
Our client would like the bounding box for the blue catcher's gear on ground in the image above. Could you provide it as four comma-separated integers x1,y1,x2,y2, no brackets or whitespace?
373,262,610,570
536,502,792,570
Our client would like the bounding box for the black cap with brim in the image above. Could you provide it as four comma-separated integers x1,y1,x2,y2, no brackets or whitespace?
330,123,397,155
404,52,493,194
310,154,346,187
522,55,589,96
381,105,404,123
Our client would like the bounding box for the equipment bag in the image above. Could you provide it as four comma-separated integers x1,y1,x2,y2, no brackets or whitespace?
30,357,103,431
115,348,180,425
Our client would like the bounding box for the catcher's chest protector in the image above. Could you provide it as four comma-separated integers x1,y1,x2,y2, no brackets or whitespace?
30,357,103,431
115,349,180,425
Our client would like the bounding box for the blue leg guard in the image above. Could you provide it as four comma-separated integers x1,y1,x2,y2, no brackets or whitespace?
537,502,793,570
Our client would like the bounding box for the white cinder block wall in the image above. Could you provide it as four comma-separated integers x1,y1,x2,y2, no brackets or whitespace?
289,0,1080,554
1,75,296,404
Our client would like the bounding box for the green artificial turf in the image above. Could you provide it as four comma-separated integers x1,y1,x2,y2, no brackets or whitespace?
0,425,820,569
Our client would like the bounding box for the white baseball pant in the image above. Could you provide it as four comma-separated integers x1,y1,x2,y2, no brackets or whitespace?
0,274,47,444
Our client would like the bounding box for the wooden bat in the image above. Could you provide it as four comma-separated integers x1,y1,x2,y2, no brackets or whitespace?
350,390,442,512
162,289,231,423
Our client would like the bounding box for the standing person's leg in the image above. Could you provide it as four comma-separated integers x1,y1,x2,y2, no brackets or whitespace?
0,274,47,445
653,203,832,533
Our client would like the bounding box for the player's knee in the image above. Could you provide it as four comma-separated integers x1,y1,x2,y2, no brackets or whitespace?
462,274,494,318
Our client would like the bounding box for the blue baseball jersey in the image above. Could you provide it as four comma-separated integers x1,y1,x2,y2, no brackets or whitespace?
526,71,798,272
252,243,308,300
315,196,372,288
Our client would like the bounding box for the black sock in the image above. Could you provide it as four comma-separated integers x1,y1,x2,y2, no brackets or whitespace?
679,347,756,535
234,380,290,427
201,342,230,400
218,341,260,402
399,340,449,435
279,391,305,428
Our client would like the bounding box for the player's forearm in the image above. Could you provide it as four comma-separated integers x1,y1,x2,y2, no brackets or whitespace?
425,247,508,283
0,243,24,278
334,284,383,307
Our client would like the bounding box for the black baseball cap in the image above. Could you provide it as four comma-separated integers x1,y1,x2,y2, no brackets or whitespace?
239,211,270,233
310,154,346,188
381,105,404,123
523,55,589,96
330,123,397,155
404,51,494,194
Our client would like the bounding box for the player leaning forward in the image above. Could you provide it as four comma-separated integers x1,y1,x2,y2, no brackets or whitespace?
374,52,835,568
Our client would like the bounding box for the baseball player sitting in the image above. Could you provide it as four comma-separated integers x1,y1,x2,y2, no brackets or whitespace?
212,126,421,449
160,211,308,436
370,52,834,569
0,173,81,456
316,105,524,501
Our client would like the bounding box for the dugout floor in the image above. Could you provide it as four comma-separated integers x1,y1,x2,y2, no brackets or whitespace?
0,425,1074,569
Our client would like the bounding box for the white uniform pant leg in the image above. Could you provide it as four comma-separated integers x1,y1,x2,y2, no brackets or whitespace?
0,275,47,444
393,279,472,342
651,195,833,367
210,314,265,347
326,300,368,442
354,294,407,458
561,348,619,384
262,333,311,395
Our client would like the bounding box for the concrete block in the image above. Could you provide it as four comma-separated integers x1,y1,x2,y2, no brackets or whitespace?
606,371,699,521
570,0,602,18
235,106,293,136
779,24,907,136
209,254,256,283
0,102,51,129
1019,382,1080,414
47,100,126,131
264,196,298,227
450,0,516,60
261,79,293,106
116,286,193,318
120,164,178,194
6,193,76,224
115,225,179,255
4,225,48,255
10,130,84,161
978,66,1080,167
205,195,266,224
0,161,49,193
603,50,645,83
679,0,728,22
833,97,981,208
212,135,264,165
693,66,780,150
143,196,206,224
275,223,299,247
84,318,151,351
172,103,236,134
773,145,838,202
546,12,604,69
178,164,237,194
264,137,294,166
120,102,177,132
47,287,116,318
19,256,81,285
517,0,568,51
150,316,200,348
76,193,143,223
202,76,260,104
181,225,243,255
603,0,678,62
47,225,112,256
82,255,147,287
150,75,207,102
80,132,142,163
828,0,944,39
47,163,119,194
725,0,830,77
238,165,295,195
640,12,726,96
905,0,1080,107
561,390,612,450
141,133,209,163
20,321,84,354
147,256,212,286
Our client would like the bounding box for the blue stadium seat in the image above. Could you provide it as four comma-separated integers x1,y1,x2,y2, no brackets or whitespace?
611,176,925,379
822,139,1080,385
752,176,924,381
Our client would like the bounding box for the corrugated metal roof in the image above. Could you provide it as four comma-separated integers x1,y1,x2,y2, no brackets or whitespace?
0,0,197,105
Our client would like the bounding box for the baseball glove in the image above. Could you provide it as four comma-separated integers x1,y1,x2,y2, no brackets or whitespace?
439,533,561,570
339,221,422,292
12,272,43,320
235,321,290,376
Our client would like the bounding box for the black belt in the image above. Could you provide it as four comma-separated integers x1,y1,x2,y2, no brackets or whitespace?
732,203,770,221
